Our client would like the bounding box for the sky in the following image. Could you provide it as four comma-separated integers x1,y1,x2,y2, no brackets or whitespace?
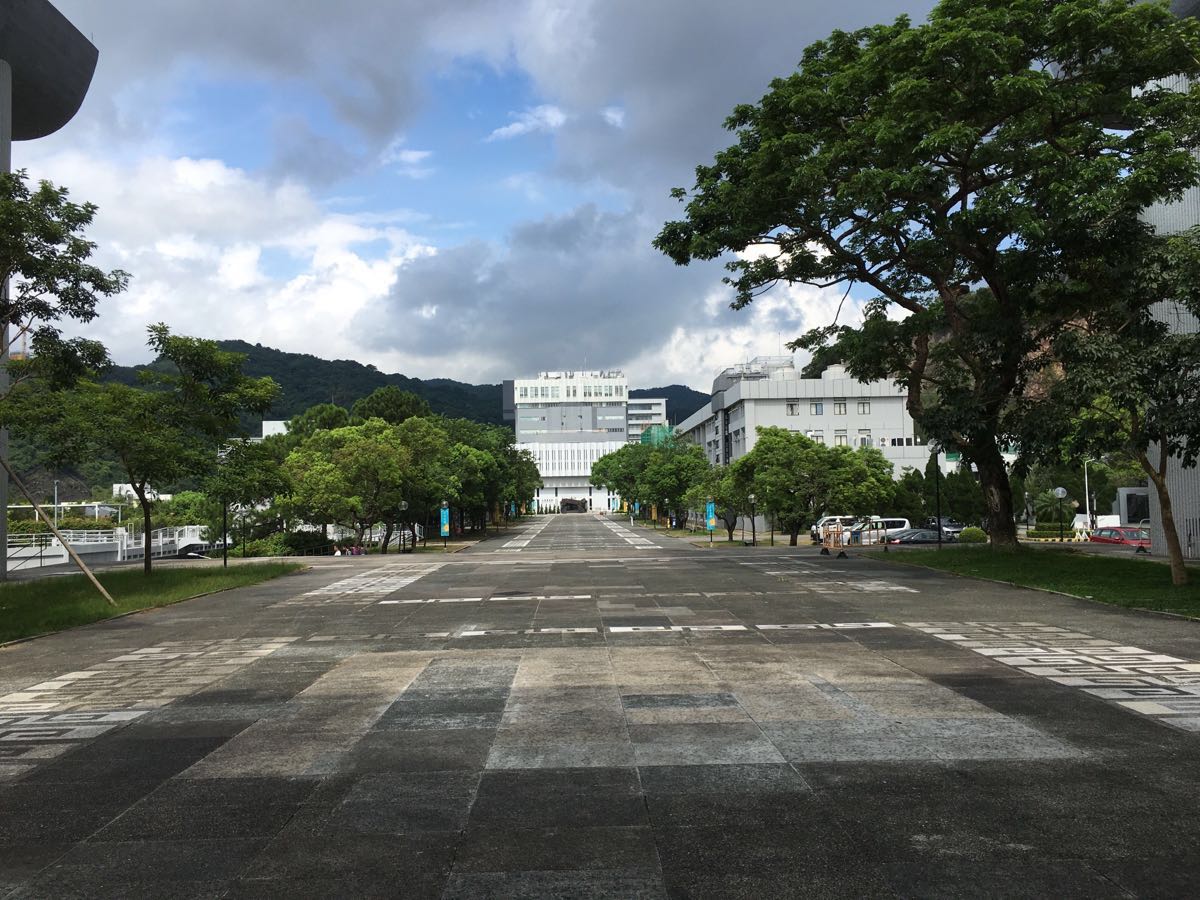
22,0,933,391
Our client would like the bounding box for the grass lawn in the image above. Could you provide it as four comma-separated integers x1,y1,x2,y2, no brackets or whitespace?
869,547,1200,618
0,562,304,644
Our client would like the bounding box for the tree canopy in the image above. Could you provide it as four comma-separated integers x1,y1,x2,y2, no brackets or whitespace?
0,171,127,401
655,0,1200,547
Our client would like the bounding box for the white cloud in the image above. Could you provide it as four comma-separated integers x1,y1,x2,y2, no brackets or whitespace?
27,151,435,369
486,105,568,141
601,106,625,128
379,138,435,178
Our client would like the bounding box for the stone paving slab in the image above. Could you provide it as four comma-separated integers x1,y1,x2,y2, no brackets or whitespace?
1,513,1199,895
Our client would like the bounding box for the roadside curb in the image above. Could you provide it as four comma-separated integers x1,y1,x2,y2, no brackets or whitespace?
858,553,1200,622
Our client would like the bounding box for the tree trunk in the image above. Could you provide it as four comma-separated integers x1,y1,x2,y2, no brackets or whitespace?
974,449,1018,550
381,522,393,555
789,526,800,546
133,486,153,575
1140,450,1189,586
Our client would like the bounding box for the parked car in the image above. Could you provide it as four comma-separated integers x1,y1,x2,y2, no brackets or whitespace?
887,528,953,545
811,515,857,542
926,517,966,537
1089,526,1150,548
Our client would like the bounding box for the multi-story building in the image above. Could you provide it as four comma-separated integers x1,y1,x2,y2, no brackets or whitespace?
503,370,631,512
676,357,940,475
626,397,668,443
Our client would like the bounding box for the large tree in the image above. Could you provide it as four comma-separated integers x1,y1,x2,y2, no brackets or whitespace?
14,328,278,572
655,0,1200,548
284,418,412,547
351,385,431,425
0,171,126,396
1034,294,1200,584
731,428,894,544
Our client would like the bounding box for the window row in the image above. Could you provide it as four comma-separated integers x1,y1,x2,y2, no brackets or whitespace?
786,400,870,416
518,384,625,399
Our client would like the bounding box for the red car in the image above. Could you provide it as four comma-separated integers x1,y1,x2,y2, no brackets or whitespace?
1089,526,1150,548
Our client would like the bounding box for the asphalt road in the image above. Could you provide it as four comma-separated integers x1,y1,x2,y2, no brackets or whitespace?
1,513,1198,898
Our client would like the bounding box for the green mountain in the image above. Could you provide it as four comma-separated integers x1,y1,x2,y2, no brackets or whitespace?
107,340,505,425
630,385,710,426
106,340,712,429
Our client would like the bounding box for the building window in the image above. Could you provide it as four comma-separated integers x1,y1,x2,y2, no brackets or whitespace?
834,433,848,446
858,401,870,415
605,385,613,397
519,387,528,398
834,401,847,415
551,386,560,399
810,401,823,415
812,432,825,445
786,400,800,416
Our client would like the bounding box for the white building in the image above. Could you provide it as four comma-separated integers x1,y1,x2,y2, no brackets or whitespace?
626,397,668,443
676,358,941,476
503,370,631,512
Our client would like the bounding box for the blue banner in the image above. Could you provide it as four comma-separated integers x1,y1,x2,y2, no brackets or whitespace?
440,506,450,537
706,501,717,532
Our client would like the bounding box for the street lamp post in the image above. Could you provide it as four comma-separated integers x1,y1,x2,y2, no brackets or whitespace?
1083,459,1096,529
53,479,59,528
749,493,757,547
1054,486,1068,542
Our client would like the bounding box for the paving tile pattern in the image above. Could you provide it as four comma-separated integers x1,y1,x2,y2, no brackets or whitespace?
1,514,1199,896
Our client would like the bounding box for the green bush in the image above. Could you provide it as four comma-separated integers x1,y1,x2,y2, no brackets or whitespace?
231,533,289,558
282,531,333,554
958,526,988,543
6,516,115,534
1027,528,1078,539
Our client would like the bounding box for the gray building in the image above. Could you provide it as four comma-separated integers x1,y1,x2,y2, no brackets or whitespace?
675,357,954,476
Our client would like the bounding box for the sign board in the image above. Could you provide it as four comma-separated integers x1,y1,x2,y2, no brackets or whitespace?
439,506,450,537
706,501,717,532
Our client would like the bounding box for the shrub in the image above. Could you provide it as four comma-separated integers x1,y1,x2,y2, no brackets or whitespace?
1027,528,1078,539
958,526,988,543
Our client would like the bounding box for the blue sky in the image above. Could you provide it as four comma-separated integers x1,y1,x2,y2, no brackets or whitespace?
25,0,932,389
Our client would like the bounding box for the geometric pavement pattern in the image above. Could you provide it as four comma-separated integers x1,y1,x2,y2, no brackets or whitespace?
0,638,295,779
911,621,1200,732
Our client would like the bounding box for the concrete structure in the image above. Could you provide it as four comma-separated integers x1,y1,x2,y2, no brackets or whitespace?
676,357,941,476
0,1,98,579
626,397,668,443
504,370,630,512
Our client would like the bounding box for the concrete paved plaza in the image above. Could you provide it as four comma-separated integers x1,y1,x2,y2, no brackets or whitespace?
1,514,1199,897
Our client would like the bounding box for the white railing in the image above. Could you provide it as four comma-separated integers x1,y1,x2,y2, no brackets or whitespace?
384,523,425,550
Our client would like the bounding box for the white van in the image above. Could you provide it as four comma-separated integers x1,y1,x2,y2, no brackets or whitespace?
878,518,912,537
849,517,912,538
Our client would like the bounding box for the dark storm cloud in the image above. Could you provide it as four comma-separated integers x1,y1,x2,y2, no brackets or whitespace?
354,203,726,379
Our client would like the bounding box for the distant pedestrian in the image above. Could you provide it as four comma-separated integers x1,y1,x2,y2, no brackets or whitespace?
333,545,342,556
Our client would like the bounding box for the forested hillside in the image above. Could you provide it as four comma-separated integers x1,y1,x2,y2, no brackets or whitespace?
630,385,710,425
107,341,505,424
